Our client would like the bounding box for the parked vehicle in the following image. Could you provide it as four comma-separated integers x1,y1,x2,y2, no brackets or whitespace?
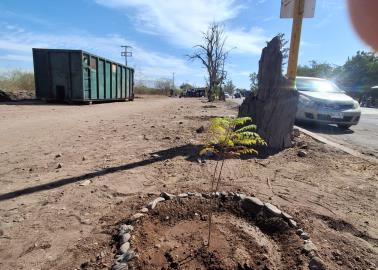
295,76,361,129
234,92,241,98
179,88,206,98
224,93,230,99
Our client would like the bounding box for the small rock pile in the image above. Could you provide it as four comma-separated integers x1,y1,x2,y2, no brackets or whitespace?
112,191,326,270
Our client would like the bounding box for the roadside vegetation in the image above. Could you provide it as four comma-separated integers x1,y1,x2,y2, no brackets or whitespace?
200,116,266,246
297,51,378,105
0,70,35,99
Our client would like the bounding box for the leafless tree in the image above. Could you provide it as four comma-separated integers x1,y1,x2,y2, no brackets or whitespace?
188,23,229,102
155,78,171,95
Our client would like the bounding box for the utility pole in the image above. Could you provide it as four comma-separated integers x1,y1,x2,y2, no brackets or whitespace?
280,0,316,87
287,0,304,86
121,45,132,66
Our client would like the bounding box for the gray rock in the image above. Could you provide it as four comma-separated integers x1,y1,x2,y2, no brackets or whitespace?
194,192,202,197
288,219,297,228
235,193,246,200
281,211,293,220
56,163,63,169
241,196,264,215
300,232,310,240
115,254,125,262
202,193,211,198
123,250,136,261
55,153,62,158
160,192,176,200
298,150,307,157
119,224,134,235
147,197,165,209
296,228,304,235
79,180,91,186
187,192,195,196
178,193,188,198
140,207,148,213
151,154,160,159
121,233,131,244
112,263,128,270
264,203,282,217
120,242,130,254
303,241,317,254
220,191,228,198
309,257,326,270
129,213,144,221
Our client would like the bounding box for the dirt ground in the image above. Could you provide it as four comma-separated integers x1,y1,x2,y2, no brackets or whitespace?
131,197,305,270
0,96,377,270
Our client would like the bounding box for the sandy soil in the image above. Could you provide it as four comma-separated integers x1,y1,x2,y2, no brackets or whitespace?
0,96,377,270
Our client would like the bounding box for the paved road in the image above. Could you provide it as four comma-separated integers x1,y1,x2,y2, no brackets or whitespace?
298,107,378,158
232,98,378,158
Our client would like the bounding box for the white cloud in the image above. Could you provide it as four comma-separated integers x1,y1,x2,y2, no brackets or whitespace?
0,54,32,62
227,27,267,54
94,0,268,54
0,24,197,80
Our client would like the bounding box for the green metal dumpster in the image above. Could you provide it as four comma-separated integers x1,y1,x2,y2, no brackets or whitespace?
32,48,134,103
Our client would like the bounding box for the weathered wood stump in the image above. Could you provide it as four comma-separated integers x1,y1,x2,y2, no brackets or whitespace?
239,36,298,150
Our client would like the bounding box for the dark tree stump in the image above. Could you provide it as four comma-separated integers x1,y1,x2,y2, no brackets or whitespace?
239,36,298,150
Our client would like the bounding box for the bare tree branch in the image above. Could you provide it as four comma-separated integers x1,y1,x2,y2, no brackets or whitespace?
187,23,229,102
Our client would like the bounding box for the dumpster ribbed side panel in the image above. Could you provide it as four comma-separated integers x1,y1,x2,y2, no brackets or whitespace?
105,62,111,99
125,68,129,99
33,48,134,102
117,65,121,99
98,59,105,99
90,56,98,100
122,67,126,99
111,64,116,99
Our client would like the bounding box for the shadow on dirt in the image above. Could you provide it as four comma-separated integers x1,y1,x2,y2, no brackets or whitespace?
317,214,378,246
0,99,129,106
0,144,202,202
0,142,272,202
0,99,70,106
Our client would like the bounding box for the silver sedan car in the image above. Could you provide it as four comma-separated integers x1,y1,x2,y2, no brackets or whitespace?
295,76,361,129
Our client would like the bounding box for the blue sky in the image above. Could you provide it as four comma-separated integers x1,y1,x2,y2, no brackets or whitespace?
0,0,369,89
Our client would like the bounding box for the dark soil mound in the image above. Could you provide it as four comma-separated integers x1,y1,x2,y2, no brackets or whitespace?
0,90,13,101
130,197,306,270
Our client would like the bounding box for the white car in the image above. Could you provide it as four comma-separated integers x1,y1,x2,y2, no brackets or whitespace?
295,76,361,129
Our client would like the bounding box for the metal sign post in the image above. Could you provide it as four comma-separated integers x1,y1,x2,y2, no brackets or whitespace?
281,0,316,87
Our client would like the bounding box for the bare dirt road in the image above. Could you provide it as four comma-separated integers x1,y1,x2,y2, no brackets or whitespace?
0,96,377,270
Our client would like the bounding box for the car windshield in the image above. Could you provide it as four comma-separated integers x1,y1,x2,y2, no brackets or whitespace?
296,78,343,93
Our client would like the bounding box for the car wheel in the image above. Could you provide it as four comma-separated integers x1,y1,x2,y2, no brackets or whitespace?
338,124,352,129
